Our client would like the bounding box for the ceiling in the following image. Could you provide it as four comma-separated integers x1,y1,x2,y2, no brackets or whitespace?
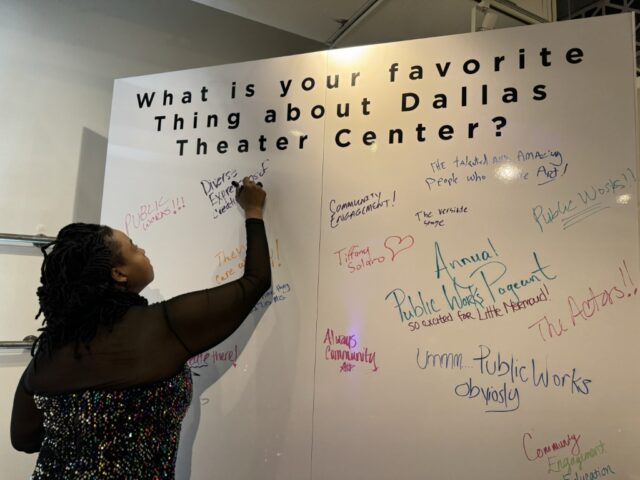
191,0,526,47
190,0,607,48
191,0,639,75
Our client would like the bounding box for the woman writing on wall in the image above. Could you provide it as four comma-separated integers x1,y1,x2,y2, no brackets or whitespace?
10,177,270,479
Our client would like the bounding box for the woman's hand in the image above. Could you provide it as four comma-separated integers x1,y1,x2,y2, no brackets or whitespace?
235,177,266,219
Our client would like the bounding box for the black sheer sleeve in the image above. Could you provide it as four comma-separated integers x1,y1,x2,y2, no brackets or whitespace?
11,363,44,453
161,218,271,357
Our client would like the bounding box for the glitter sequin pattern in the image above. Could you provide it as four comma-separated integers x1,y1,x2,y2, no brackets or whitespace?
32,365,192,479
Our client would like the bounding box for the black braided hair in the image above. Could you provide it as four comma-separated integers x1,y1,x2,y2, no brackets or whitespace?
32,223,148,358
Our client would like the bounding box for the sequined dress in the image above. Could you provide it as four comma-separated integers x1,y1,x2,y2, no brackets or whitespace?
32,365,192,479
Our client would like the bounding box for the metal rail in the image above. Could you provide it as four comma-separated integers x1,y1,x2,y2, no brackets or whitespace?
327,0,386,48
0,336,37,350
0,233,55,248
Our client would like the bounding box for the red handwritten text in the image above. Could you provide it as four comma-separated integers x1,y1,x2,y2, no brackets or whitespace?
522,431,582,462
528,261,637,342
333,234,414,274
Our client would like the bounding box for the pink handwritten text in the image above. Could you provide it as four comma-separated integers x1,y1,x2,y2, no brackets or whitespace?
124,196,186,235
323,328,379,372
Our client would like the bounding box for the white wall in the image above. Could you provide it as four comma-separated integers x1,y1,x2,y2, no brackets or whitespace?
0,1,321,477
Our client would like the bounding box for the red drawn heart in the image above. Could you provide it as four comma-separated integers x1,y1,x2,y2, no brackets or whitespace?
384,235,415,261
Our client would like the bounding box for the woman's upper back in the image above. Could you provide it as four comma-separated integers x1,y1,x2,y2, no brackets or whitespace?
25,303,189,394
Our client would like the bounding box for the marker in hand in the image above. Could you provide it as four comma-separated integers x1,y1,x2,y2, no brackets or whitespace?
232,177,266,218
232,180,263,188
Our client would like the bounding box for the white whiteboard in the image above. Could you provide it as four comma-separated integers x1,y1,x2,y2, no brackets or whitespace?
101,14,640,480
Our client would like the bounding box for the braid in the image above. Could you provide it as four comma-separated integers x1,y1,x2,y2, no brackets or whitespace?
32,223,148,358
